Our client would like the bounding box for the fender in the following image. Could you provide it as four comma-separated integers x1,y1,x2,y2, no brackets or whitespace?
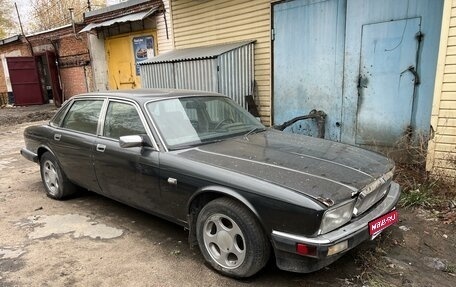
188,185,260,218
186,185,270,247
37,144,56,160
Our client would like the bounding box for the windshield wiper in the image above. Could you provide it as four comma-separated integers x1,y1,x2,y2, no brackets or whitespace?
243,127,266,141
170,139,223,150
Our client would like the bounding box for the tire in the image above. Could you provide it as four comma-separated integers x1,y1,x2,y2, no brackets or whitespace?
196,197,270,278
40,152,77,200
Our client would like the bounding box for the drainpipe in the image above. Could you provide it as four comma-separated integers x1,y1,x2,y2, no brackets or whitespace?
83,66,89,92
69,8,81,40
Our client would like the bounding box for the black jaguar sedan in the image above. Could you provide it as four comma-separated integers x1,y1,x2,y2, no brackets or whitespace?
21,89,400,278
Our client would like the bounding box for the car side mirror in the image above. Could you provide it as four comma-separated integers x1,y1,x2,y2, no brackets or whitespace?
119,135,147,148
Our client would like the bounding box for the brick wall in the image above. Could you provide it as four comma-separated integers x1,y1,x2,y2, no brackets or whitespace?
53,33,93,97
28,27,91,70
60,66,88,99
49,27,91,98
0,26,93,100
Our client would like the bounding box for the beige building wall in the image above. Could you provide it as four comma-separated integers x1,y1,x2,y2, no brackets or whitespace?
157,0,175,54
171,0,272,125
427,0,456,178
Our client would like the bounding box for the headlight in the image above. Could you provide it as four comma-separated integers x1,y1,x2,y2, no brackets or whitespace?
319,199,356,235
353,167,395,216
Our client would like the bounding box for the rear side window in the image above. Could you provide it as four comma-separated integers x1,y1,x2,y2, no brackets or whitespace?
50,101,71,127
62,100,104,134
103,101,146,139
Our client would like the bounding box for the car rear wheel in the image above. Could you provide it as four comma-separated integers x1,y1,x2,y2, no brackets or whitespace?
40,152,76,200
196,197,270,278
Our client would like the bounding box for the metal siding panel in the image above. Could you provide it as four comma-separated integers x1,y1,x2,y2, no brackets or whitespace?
218,43,254,108
174,59,217,92
173,0,266,20
342,0,444,144
140,42,254,111
441,92,456,101
355,18,420,146
142,41,254,64
273,0,345,141
171,0,271,125
140,63,175,89
139,65,147,87
444,64,456,74
435,142,456,152
156,0,174,54
435,125,456,135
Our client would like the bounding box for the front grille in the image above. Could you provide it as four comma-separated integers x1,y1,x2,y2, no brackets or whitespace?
353,169,394,216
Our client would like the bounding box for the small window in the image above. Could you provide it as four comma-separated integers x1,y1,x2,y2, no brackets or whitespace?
103,101,146,139
61,100,104,134
50,101,71,127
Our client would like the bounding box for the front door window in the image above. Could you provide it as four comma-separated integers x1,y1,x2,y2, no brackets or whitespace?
103,101,146,139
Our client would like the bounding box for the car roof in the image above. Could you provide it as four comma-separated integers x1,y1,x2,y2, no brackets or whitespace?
73,89,223,104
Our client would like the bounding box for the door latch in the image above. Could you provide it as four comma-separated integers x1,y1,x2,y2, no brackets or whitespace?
96,144,106,152
401,66,420,85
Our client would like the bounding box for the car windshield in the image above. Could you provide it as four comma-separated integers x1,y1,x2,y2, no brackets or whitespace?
146,96,265,150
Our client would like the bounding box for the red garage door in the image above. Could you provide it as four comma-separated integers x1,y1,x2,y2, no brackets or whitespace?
6,57,44,106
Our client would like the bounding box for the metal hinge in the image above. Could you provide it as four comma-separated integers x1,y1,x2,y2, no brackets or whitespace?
271,28,275,41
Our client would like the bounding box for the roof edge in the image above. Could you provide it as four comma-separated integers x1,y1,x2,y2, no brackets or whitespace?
139,40,256,65
26,24,73,38
85,0,153,18
0,34,21,46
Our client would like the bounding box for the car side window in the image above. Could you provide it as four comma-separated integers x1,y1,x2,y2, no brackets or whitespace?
50,101,71,127
61,100,104,134
103,101,146,139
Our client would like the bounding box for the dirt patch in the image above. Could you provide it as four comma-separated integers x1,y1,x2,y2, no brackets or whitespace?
351,210,456,287
17,214,124,240
0,104,58,126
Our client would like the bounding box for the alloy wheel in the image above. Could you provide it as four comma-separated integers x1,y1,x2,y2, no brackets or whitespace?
43,160,59,196
202,213,246,269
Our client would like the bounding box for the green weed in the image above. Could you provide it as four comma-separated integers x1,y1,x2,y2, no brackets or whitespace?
444,263,456,274
399,179,441,208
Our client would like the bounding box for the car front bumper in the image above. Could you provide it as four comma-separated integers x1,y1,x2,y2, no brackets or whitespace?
271,181,401,273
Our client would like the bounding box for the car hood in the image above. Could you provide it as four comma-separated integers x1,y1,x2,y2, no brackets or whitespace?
177,130,394,206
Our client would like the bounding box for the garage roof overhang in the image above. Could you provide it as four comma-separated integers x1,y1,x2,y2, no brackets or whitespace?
0,35,21,46
139,40,256,65
79,8,158,33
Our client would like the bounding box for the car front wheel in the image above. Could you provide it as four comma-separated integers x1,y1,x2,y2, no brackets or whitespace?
40,152,76,199
196,197,270,278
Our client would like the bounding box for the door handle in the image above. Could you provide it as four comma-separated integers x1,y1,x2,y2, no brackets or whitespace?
54,134,61,141
96,144,106,152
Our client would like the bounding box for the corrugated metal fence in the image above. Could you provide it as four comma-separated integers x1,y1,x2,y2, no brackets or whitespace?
218,43,254,108
139,41,254,108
